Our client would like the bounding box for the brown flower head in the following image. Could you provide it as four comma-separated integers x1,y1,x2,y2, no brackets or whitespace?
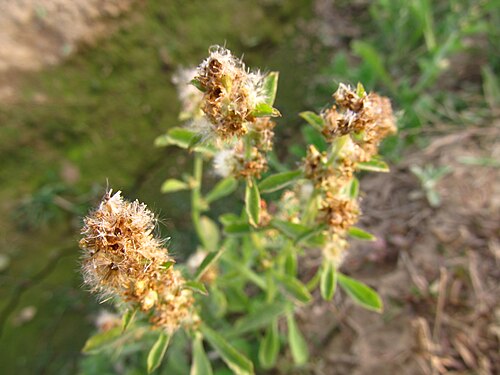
79,190,196,333
318,192,360,233
194,46,266,139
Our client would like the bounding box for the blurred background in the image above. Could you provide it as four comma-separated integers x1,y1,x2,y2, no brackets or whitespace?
0,0,498,374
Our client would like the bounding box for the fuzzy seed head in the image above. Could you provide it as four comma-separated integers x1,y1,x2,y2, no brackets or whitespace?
79,190,196,333
194,46,265,139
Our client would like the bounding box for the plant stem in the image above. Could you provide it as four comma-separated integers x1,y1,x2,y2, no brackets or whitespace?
191,154,204,241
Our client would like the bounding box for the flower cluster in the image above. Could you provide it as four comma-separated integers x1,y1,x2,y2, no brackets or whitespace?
194,46,266,139
302,83,396,266
192,46,278,180
79,190,196,333
322,83,397,162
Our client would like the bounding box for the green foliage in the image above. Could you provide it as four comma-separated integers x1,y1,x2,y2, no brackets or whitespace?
286,313,309,365
258,319,280,369
200,325,254,375
191,334,213,375
338,274,384,313
410,164,452,207
320,261,337,301
147,332,171,373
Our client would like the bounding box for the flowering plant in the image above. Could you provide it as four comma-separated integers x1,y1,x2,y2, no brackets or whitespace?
79,46,396,374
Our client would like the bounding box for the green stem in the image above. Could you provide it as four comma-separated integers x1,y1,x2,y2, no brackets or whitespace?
191,154,204,240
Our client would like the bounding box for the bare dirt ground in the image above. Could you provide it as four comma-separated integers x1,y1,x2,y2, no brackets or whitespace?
0,0,135,102
299,123,500,375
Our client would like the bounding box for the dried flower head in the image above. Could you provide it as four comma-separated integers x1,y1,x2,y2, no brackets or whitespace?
194,46,266,139
79,190,196,333
318,192,360,233
322,84,396,160
213,141,269,179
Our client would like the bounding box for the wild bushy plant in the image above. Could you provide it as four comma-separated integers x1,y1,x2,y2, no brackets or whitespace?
79,46,397,374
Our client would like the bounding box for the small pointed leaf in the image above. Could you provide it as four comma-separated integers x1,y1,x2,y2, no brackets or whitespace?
82,327,123,354
286,313,309,365
245,179,261,227
262,72,279,106
299,111,324,132
348,227,376,241
201,324,254,375
338,273,383,312
205,177,238,203
357,159,390,172
258,170,302,193
320,262,337,301
259,320,280,369
147,332,170,373
190,334,213,375
199,216,220,252
195,249,223,281
161,179,189,193
184,280,208,295
252,103,281,118
122,308,137,332
276,274,312,304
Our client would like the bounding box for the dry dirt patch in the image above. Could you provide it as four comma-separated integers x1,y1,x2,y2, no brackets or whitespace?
0,0,135,101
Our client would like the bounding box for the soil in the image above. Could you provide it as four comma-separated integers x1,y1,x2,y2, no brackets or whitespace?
0,0,135,102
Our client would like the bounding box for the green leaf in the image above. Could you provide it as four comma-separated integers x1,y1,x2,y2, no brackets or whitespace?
147,332,171,373
299,111,324,132
191,79,207,92
295,227,326,247
160,260,175,270
270,219,309,240
348,177,359,199
262,72,279,106
320,262,337,301
155,127,196,148
219,213,240,226
352,41,395,93
356,82,366,97
161,179,190,193
199,216,220,252
231,302,287,336
184,280,208,295
200,324,254,375
258,320,280,369
223,221,252,236
338,273,383,312
276,273,312,304
258,170,302,193
122,308,137,332
82,327,123,354
348,227,376,241
286,313,309,365
195,249,223,281
205,177,238,203
155,127,215,155
252,103,281,118
225,259,266,290
357,159,390,172
284,251,297,276
245,179,261,227
190,334,213,375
